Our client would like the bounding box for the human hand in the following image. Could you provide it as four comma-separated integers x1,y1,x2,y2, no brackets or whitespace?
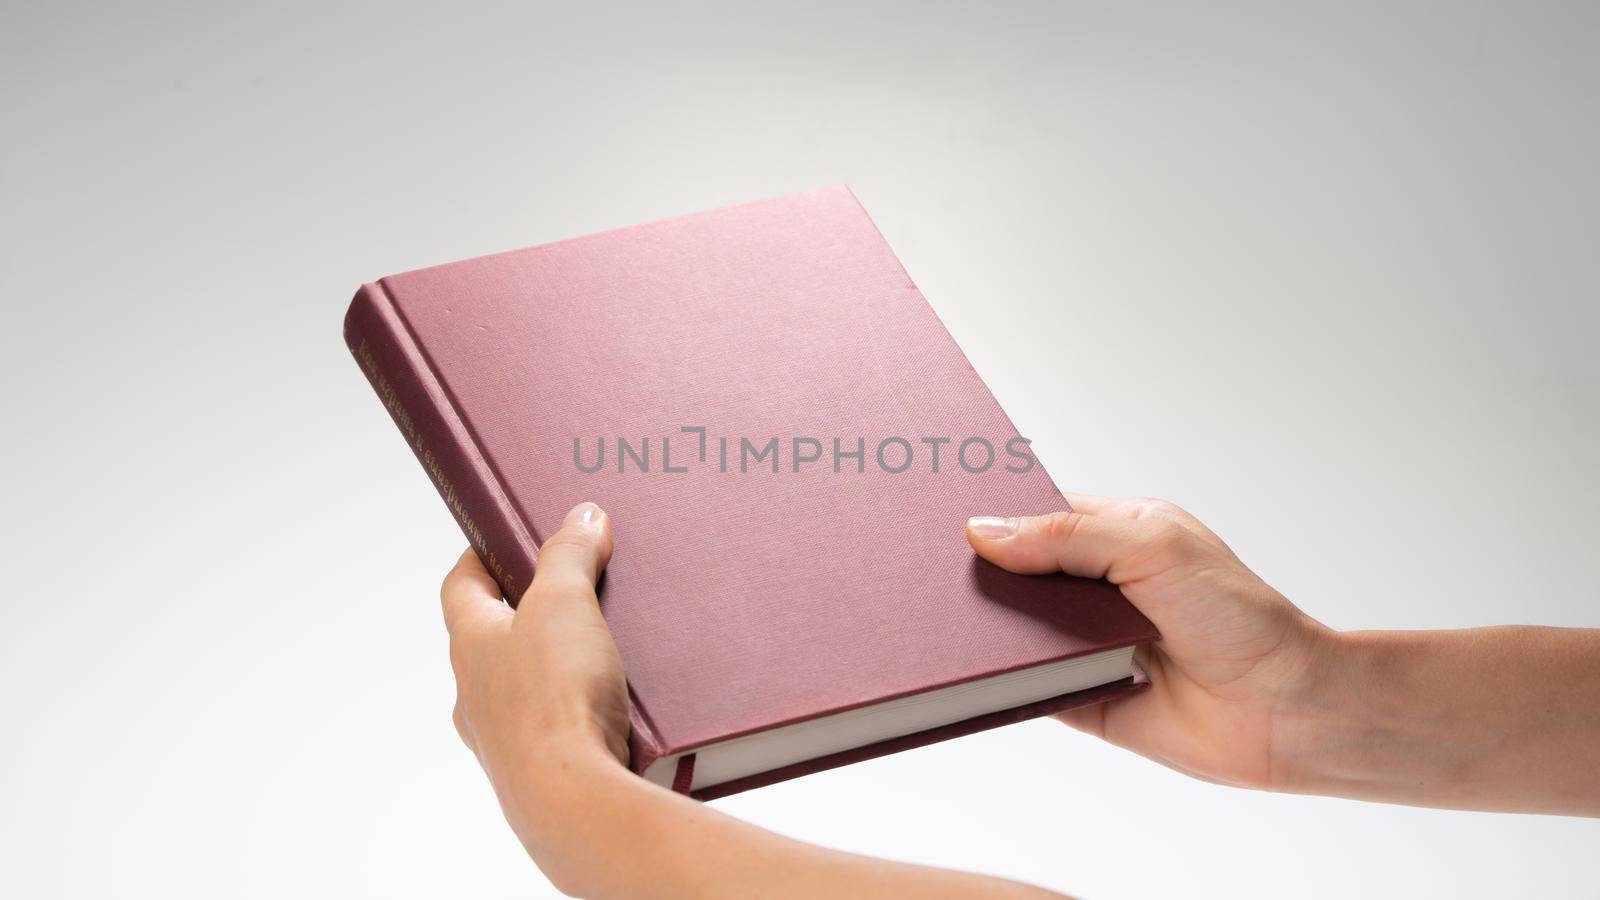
966,495,1329,791
968,495,1600,815
442,501,631,882
443,502,1074,897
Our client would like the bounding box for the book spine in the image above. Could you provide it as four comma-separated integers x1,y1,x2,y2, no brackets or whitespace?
343,282,540,603
345,281,668,779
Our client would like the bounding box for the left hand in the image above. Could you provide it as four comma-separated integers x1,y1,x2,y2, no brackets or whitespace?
443,501,1072,898
442,501,630,885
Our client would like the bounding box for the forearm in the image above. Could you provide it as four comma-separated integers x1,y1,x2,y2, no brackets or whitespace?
495,739,1063,899
1276,626,1600,814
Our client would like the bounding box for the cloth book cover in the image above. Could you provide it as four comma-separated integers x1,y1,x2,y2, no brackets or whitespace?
343,186,1158,799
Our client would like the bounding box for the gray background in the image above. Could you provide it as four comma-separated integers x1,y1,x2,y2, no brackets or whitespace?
3,1,1597,896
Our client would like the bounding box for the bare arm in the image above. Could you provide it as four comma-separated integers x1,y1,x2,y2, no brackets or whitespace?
502,742,1060,899
445,502,1064,899
967,496,1600,816
445,495,1599,896
1281,626,1600,814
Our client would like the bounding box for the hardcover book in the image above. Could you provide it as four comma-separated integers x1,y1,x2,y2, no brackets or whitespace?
344,186,1158,799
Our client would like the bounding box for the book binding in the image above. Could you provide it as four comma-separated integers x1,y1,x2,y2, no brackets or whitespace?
347,281,701,792
344,281,541,602
345,188,1160,798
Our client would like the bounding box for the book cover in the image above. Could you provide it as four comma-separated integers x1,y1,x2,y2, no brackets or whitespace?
344,186,1158,799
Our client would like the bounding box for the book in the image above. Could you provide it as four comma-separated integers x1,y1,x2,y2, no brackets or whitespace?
344,186,1159,799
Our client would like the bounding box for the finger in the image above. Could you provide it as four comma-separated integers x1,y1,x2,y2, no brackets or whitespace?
1056,643,1157,739
522,502,615,612
1054,697,1108,738
966,511,1197,583
442,547,514,638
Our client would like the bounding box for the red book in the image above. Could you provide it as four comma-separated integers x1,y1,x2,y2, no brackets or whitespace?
344,187,1157,799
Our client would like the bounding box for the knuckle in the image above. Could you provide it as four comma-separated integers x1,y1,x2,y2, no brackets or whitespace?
1037,511,1083,544
1142,496,1181,515
1144,519,1193,554
541,529,596,556
1123,496,1183,520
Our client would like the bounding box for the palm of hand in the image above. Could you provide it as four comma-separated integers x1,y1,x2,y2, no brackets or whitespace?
1052,501,1326,791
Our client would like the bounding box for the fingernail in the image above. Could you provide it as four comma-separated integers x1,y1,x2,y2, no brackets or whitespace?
565,501,605,532
967,516,1018,540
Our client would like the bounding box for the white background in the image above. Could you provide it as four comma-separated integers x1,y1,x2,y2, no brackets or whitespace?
3,2,1597,896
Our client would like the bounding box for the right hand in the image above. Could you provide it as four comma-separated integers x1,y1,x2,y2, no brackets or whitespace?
966,495,1331,791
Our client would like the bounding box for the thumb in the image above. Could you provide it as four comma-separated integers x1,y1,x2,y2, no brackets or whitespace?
966,510,1186,584
524,499,611,598
522,502,615,608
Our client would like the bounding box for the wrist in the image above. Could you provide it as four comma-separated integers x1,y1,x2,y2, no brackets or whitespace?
1270,629,1453,802
493,723,630,820
490,732,641,890
1268,627,1361,794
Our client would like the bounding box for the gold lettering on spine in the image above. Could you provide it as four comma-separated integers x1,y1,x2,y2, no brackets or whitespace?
358,339,519,599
